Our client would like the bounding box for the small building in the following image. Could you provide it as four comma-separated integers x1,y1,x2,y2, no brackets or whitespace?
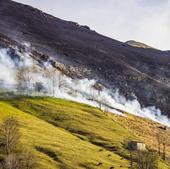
128,141,146,151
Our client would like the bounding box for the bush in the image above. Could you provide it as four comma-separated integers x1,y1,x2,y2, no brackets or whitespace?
0,117,37,169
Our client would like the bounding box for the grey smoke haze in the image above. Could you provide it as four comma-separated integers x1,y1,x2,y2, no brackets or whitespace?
14,0,170,50
0,45,170,126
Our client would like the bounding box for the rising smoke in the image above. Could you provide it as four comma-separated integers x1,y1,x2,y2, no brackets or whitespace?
0,44,170,127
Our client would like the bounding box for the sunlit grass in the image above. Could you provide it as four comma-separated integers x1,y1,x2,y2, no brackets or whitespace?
0,96,169,169
0,99,129,169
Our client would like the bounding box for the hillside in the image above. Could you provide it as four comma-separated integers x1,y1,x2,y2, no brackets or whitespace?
0,97,169,169
0,1,170,169
0,0,169,117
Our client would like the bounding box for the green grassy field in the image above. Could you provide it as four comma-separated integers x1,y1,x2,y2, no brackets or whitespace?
0,97,169,169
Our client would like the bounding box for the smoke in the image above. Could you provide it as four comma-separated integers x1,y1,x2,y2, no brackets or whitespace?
0,48,16,87
0,44,170,127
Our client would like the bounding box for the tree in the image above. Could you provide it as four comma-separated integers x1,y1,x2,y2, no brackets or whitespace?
1,152,36,169
57,72,68,90
156,133,161,156
132,151,158,169
44,67,66,96
161,134,168,161
0,117,37,169
0,117,20,155
92,83,104,110
44,67,58,96
2,154,20,169
16,67,32,95
130,150,134,169
156,131,169,160
22,151,37,169
34,82,45,93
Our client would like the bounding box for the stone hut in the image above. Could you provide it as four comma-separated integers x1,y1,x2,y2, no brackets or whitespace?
128,141,146,151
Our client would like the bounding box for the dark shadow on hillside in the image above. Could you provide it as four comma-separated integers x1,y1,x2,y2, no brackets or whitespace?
35,146,68,169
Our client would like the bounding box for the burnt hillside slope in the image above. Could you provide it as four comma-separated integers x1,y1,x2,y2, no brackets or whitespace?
0,0,170,116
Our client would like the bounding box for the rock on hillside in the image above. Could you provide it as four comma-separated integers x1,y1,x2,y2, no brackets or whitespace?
125,40,153,49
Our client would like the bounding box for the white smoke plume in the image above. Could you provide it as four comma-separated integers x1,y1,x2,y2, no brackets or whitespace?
0,44,170,127
0,48,16,86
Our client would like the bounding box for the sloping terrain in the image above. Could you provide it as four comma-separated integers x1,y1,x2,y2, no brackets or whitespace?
0,0,169,117
0,96,168,168
0,98,130,169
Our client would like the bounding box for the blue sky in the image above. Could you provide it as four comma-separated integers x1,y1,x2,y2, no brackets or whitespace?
14,0,170,50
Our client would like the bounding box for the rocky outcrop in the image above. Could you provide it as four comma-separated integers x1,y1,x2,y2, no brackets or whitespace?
125,40,153,49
